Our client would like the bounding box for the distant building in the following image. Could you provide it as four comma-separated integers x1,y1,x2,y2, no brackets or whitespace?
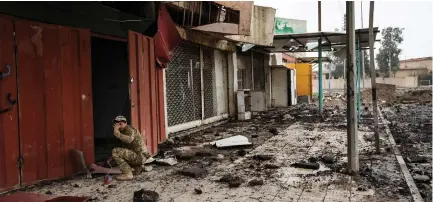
395,57,432,77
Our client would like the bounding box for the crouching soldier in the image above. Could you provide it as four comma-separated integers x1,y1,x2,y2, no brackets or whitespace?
111,116,150,181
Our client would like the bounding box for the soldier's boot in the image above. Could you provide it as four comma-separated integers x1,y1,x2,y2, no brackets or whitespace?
132,165,144,175
116,171,133,181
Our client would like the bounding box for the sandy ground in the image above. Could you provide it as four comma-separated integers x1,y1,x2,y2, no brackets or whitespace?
3,101,420,202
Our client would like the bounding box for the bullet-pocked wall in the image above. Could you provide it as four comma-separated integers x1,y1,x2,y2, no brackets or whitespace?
165,42,229,133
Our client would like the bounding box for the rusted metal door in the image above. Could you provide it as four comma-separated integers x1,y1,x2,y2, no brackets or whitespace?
128,31,166,155
13,19,93,186
0,15,20,193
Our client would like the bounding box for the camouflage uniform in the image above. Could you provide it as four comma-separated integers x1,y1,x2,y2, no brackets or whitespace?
112,119,149,174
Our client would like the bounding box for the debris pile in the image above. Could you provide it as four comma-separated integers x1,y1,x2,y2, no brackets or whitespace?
361,83,396,103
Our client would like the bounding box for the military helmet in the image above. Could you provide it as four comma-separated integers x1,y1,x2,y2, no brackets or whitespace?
113,115,127,123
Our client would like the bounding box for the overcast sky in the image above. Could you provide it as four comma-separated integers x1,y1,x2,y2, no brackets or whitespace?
254,0,433,60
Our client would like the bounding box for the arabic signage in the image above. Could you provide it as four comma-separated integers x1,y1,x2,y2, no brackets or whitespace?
274,17,307,35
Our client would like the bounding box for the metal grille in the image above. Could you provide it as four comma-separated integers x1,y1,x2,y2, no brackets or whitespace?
203,46,216,119
253,52,266,90
237,52,251,90
166,43,202,126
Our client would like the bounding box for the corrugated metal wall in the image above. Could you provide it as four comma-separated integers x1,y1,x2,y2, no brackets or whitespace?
128,31,166,155
0,17,166,192
0,16,94,191
0,15,20,192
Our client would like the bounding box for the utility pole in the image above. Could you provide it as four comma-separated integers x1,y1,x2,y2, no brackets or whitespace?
346,1,359,173
318,1,323,114
369,1,380,153
361,2,365,89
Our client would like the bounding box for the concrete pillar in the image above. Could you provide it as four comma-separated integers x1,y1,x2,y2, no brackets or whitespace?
228,52,238,117
264,55,272,108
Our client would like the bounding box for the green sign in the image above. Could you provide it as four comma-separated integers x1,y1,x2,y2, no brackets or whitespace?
274,17,307,35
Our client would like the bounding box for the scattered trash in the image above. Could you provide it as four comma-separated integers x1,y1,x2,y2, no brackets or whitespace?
104,174,113,185
264,164,280,169
71,149,92,179
248,178,264,186
308,157,317,163
254,154,273,161
237,149,247,157
269,128,278,135
194,188,203,194
322,155,335,164
144,166,153,172
145,157,156,164
90,164,122,175
155,157,178,166
217,154,225,160
210,135,252,148
196,149,214,157
229,177,244,188
291,162,320,170
413,175,431,183
179,167,207,178
174,148,196,160
133,189,159,202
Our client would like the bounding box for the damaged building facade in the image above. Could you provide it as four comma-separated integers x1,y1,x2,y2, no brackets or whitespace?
163,2,277,133
0,1,279,192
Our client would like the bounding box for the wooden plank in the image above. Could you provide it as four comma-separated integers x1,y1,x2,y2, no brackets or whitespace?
128,31,139,127
78,30,94,165
15,19,48,183
0,16,20,191
42,25,64,179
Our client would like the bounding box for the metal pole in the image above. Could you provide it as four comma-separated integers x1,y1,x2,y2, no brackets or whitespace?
361,50,365,88
357,39,361,120
318,1,323,114
369,1,380,153
346,1,359,173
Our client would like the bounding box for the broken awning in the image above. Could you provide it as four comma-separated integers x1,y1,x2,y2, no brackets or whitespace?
154,4,182,68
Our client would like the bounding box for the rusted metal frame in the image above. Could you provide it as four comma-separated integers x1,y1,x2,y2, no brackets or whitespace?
288,35,306,48
320,32,332,46
182,2,186,26
190,1,194,26
91,32,127,42
198,1,202,26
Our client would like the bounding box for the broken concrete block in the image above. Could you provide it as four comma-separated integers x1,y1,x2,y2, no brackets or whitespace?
194,188,203,194
195,149,214,157
254,155,273,161
155,157,178,166
237,149,247,157
211,135,252,148
322,155,335,164
413,175,431,183
291,162,320,170
269,128,278,135
264,164,280,169
179,167,207,178
228,177,244,188
248,178,264,186
133,189,159,202
174,149,196,160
